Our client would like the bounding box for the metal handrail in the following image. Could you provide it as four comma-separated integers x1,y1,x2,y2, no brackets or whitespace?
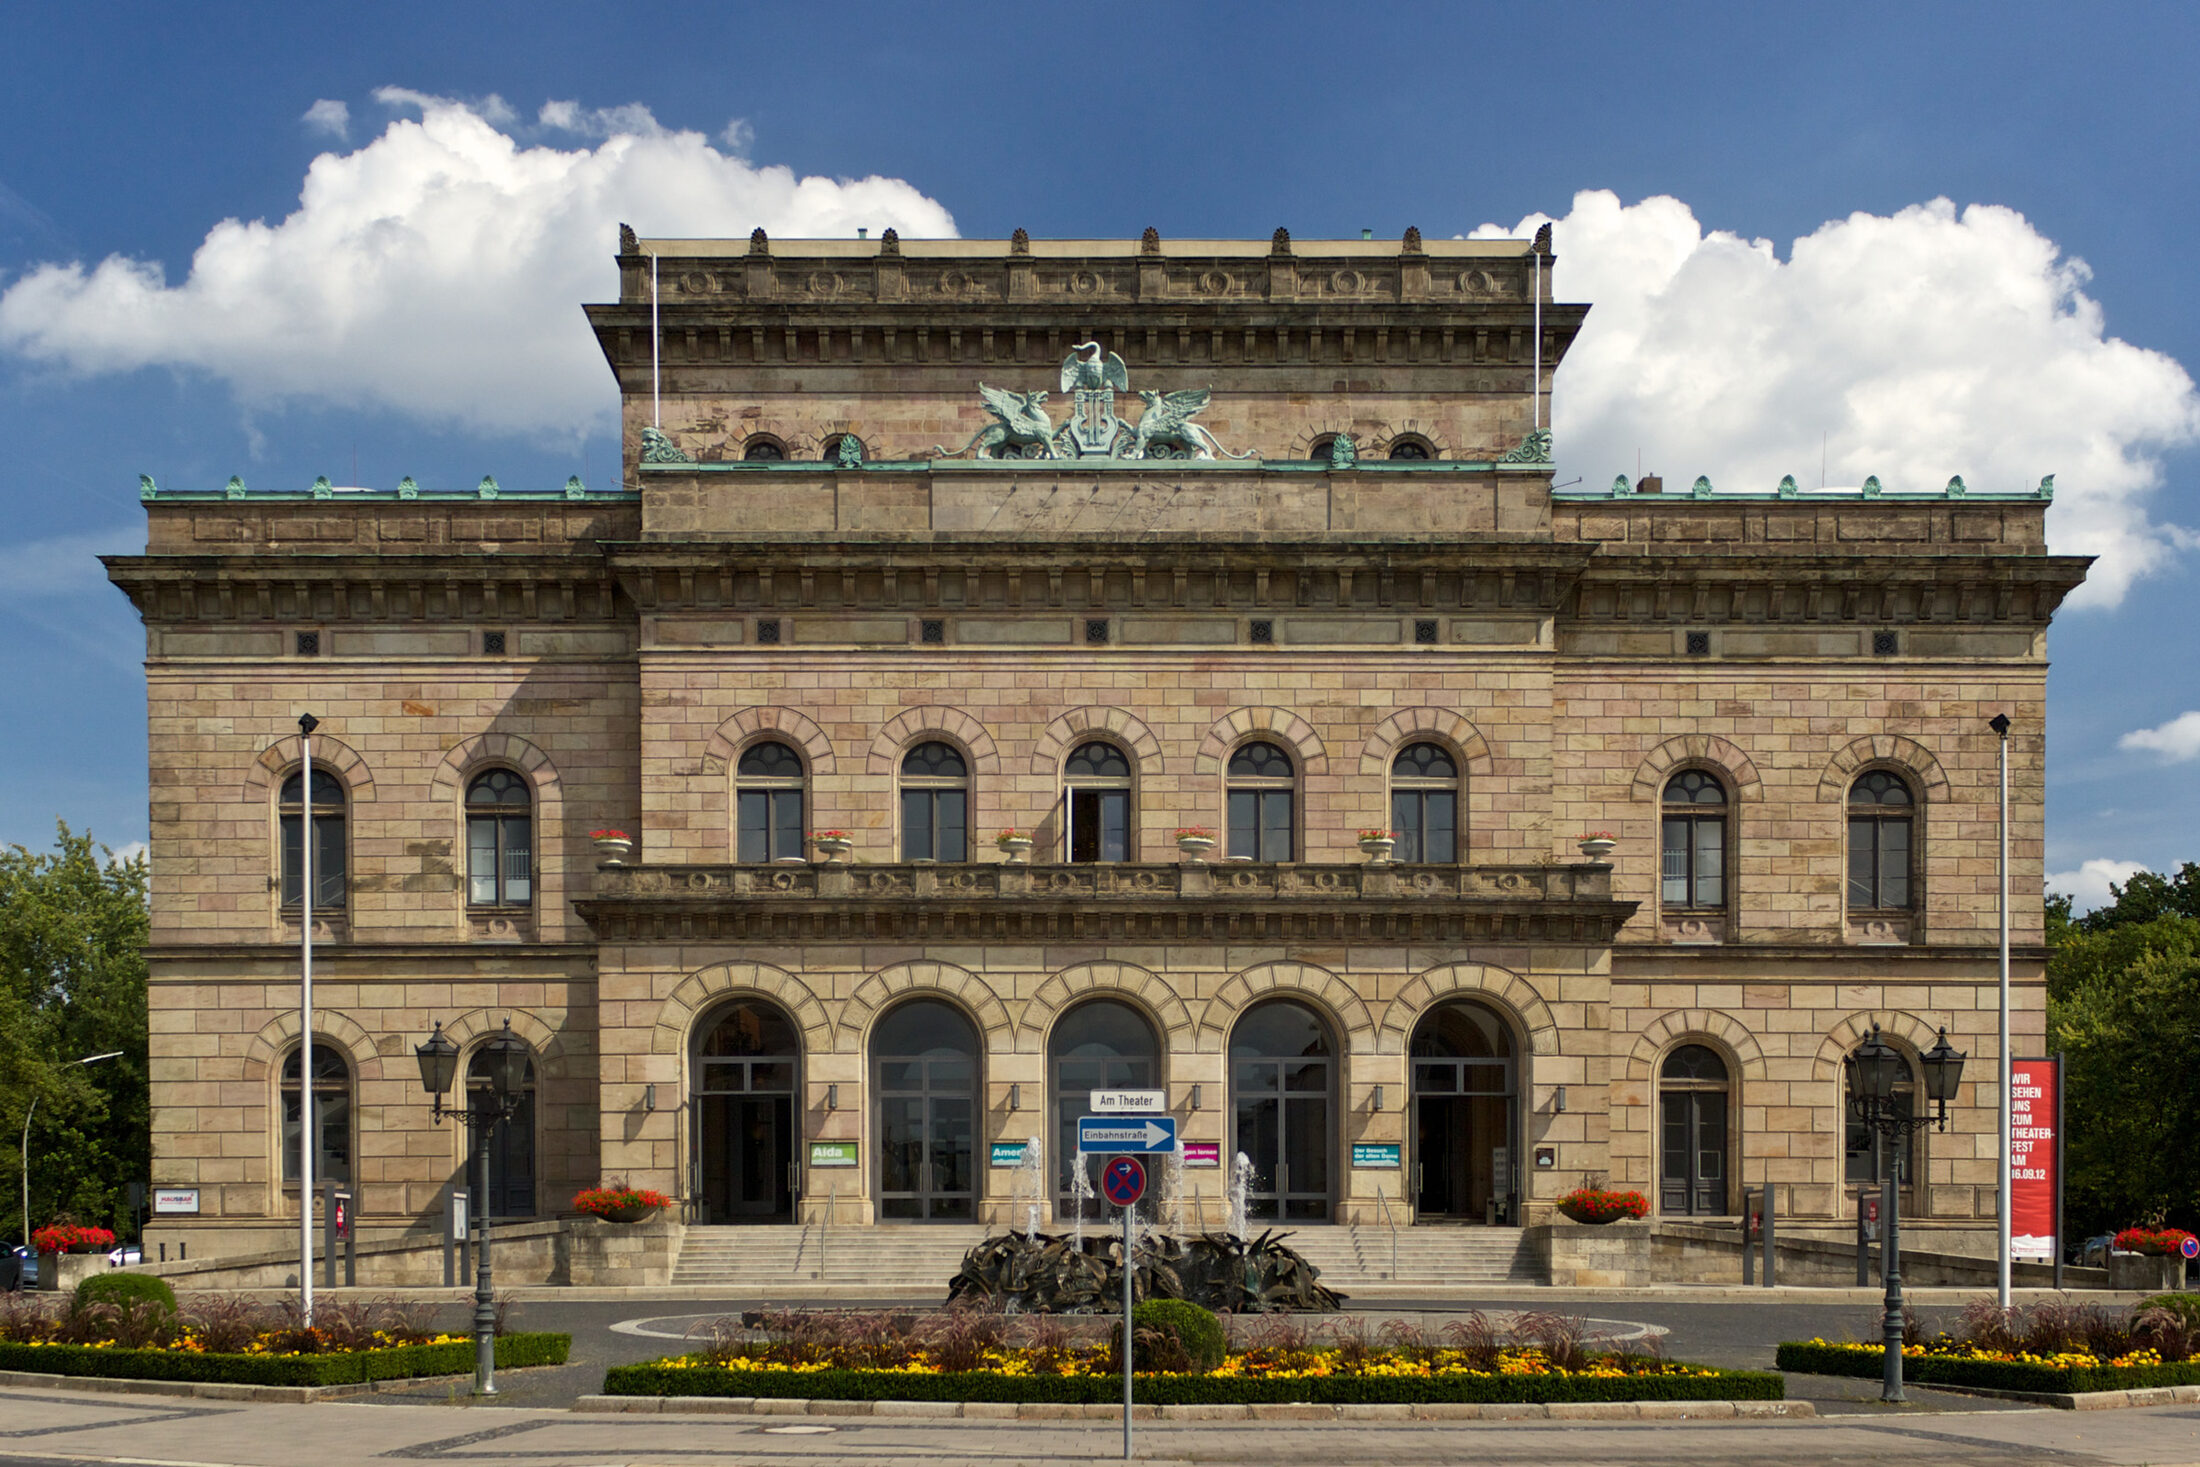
819,1183,836,1280
1374,1186,1399,1281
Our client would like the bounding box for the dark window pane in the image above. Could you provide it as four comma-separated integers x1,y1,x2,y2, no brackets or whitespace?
936,790,967,862
1423,791,1456,863
1228,741,1292,778
738,741,803,778
1392,790,1420,862
469,816,500,902
738,790,770,863
1260,790,1293,861
1880,820,1910,908
1392,741,1456,779
1661,817,1689,905
771,789,804,862
902,741,967,778
1065,742,1129,778
902,788,933,860
1228,789,1256,858
1692,820,1723,906
1848,817,1877,906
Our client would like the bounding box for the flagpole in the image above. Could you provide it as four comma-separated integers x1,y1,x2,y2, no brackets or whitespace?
297,712,318,1325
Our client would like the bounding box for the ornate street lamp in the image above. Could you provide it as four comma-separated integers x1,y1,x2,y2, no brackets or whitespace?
416,1018,524,1396
1849,1022,1965,1402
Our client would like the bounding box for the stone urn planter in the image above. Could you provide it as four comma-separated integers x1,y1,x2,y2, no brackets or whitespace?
601,1203,661,1225
996,831,1034,864
1175,829,1217,864
1358,832,1397,864
1578,835,1617,860
812,833,854,864
575,1184,673,1227
590,830,633,866
1556,1187,1651,1225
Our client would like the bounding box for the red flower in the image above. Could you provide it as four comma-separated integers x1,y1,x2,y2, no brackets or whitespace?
2114,1226,2196,1257
32,1224,116,1254
1557,1188,1650,1222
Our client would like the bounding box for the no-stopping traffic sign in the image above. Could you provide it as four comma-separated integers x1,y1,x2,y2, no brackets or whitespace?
1102,1156,1147,1208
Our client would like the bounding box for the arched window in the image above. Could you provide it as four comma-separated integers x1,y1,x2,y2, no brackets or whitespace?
900,742,969,862
873,999,979,1221
1307,434,1338,462
1227,741,1295,861
1064,741,1131,862
281,1042,351,1186
1229,1000,1335,1222
692,998,800,1224
736,741,807,863
1386,437,1432,460
279,769,347,909
1050,1000,1160,1217
468,1043,537,1216
465,769,532,906
1659,1044,1730,1216
742,436,786,461
1848,771,1915,911
1409,1002,1517,1221
1660,770,1728,909
1390,742,1459,862
1844,1040,1919,1194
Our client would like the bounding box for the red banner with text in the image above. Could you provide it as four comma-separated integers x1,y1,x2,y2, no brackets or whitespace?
2010,1058,2059,1262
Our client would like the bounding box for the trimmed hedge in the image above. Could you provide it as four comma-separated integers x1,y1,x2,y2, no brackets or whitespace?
74,1273,179,1319
0,1331,569,1388
1776,1340,2200,1395
1128,1301,1226,1372
602,1360,1783,1406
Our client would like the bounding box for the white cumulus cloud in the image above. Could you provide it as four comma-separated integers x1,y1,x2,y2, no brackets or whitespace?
301,99,350,140
2120,710,2200,762
2047,858,2151,913
0,90,958,439
1475,190,2200,608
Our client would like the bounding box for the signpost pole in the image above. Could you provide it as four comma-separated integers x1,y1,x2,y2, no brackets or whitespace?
1122,1197,1134,1461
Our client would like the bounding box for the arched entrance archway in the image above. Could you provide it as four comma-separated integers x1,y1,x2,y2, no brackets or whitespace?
692,999,799,1224
1049,999,1161,1218
1229,1000,1336,1223
1409,1001,1519,1223
873,999,980,1222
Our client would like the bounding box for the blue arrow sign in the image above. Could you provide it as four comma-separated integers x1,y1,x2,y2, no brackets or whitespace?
1078,1116,1178,1154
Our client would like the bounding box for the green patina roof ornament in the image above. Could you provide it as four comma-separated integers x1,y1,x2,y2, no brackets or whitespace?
1498,429,1552,464
138,474,158,501
310,475,334,499
835,433,865,469
1945,475,1967,498
224,476,247,500
1690,475,1713,498
1776,474,1798,498
564,475,587,499
397,476,419,500
639,426,692,464
1861,475,1883,497
2037,473,2055,501
1611,474,1631,497
1327,433,1358,470
477,475,500,500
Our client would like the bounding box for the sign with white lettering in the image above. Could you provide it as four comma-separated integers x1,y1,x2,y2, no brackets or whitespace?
1077,1117,1178,1154
2009,1058,2059,1263
151,1188,199,1215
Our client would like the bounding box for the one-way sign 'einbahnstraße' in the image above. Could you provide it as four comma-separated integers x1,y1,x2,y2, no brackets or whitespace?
1077,1116,1178,1153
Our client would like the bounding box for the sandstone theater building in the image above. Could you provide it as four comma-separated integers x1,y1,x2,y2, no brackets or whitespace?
109,226,2086,1263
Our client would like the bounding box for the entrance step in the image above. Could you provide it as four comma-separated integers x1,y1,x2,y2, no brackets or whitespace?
669,1224,1543,1292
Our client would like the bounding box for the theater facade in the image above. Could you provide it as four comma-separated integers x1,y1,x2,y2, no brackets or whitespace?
110,226,2087,1263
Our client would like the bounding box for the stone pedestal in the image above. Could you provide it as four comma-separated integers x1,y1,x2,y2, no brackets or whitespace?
2108,1251,2184,1293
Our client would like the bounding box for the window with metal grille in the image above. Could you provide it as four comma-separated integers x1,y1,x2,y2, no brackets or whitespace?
736,740,806,862
465,769,533,905
1085,618,1110,645
481,631,507,656
900,741,969,861
1248,619,1274,645
295,631,320,656
1847,770,1914,909
1873,630,1900,656
756,619,781,644
1660,769,1727,909
1686,631,1711,656
279,768,346,908
1226,740,1295,861
920,619,945,644
1414,619,1439,645
1390,742,1459,862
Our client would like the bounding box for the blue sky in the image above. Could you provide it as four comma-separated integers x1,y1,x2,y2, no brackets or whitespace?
3,0,2195,906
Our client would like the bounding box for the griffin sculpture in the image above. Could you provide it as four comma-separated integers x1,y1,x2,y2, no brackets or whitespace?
932,384,1057,459
1129,388,1253,461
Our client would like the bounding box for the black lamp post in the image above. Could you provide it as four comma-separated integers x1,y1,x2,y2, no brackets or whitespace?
1848,1023,1966,1402
415,1018,525,1396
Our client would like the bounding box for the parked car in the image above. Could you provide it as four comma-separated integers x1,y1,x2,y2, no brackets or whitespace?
2078,1234,2113,1268
2,1243,35,1290
106,1245,142,1267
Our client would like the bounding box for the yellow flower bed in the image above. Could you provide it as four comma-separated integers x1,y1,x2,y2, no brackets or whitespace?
676,1345,1719,1382
1797,1337,2165,1371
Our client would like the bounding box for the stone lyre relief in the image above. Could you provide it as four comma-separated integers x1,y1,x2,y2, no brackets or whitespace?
931,342,1254,462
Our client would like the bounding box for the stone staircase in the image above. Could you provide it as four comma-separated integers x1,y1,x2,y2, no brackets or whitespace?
669,1223,1543,1294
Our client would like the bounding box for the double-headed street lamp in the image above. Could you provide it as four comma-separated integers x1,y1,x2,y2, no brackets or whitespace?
1846,1023,1966,1403
415,1017,527,1396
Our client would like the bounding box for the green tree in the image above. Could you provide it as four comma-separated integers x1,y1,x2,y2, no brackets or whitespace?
0,824,149,1243
2048,864,2200,1236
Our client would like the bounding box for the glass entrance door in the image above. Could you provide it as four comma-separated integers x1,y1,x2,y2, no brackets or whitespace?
1228,1001,1335,1223
1409,1003,1518,1223
692,1000,799,1225
1660,1090,1727,1215
873,1000,979,1222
